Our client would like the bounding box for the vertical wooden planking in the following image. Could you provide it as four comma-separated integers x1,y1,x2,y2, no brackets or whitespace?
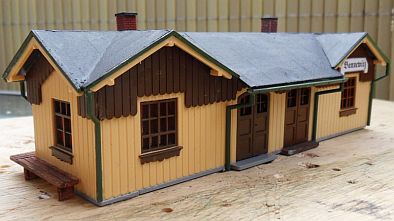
71,0,82,29
229,0,241,31
218,0,229,31
152,53,160,95
375,0,392,99
192,59,199,106
114,77,123,118
298,0,312,32
107,0,117,30
81,0,90,30
323,0,337,32
98,0,108,30
176,0,187,31
136,0,146,29
90,0,100,30
240,0,252,32
207,0,219,31
159,48,167,94
311,0,323,32
196,0,208,32
275,0,287,32
337,0,351,32
144,56,153,95
166,0,176,29
167,47,174,92
186,0,197,31
122,72,131,117
63,0,73,30
364,0,379,39
251,0,263,32
173,47,180,92
0,0,5,87
286,0,299,32
105,86,115,119
350,0,365,32
156,0,166,29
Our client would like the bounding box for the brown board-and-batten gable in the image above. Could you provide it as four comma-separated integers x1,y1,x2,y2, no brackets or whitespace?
24,50,54,105
78,46,246,120
346,43,376,82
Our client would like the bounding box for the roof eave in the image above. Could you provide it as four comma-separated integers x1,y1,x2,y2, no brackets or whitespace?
2,31,81,93
334,33,389,69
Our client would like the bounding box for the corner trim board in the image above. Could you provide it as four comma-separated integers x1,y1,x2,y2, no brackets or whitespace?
76,167,224,206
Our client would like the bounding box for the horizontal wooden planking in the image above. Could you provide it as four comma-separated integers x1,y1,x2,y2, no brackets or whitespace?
0,0,393,100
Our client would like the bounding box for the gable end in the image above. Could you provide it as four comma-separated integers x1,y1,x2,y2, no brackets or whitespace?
78,46,246,120
24,50,54,104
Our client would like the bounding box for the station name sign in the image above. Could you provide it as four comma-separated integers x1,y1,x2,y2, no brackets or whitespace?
341,57,368,74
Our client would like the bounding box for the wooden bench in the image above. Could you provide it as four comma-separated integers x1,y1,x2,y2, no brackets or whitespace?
10,152,79,201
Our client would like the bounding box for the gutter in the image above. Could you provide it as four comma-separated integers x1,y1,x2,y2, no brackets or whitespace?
367,60,391,126
224,77,346,171
85,90,103,202
312,83,344,141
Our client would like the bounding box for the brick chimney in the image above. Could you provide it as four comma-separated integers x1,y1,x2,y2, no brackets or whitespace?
115,12,138,31
261,17,278,33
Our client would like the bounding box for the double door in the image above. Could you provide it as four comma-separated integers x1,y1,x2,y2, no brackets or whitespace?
284,88,310,147
236,93,269,161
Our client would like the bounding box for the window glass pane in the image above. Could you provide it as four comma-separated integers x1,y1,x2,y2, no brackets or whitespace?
140,99,177,152
168,117,175,131
55,101,60,113
142,104,149,119
150,119,158,134
142,121,149,135
160,118,167,132
56,130,64,146
142,138,150,150
168,133,176,145
150,103,158,118
64,118,71,133
160,135,167,147
151,136,158,148
56,116,62,130
168,101,176,115
61,102,67,115
65,134,72,149
160,102,167,116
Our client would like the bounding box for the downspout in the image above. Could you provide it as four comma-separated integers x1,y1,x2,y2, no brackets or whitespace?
312,83,344,141
85,90,103,202
225,93,255,171
367,61,391,126
19,81,28,101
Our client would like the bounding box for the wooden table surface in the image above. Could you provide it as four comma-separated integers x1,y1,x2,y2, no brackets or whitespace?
1,99,394,221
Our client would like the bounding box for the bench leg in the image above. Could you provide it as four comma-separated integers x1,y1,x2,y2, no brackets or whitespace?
57,186,74,201
24,169,38,180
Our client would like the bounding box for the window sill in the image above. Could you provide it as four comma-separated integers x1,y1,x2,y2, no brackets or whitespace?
139,146,183,164
339,108,357,117
50,146,73,164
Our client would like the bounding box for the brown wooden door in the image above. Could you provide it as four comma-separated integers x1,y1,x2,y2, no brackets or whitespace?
236,93,269,161
284,88,310,147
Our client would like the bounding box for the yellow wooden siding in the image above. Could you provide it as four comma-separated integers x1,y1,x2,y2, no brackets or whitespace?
316,73,371,139
1,0,393,100
267,92,286,153
101,92,235,199
32,71,96,199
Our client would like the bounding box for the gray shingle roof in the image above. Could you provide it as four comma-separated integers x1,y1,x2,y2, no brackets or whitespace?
315,32,367,67
11,30,369,90
180,32,344,88
33,29,172,89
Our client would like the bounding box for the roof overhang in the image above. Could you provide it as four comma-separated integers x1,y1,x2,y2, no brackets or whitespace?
88,33,235,92
2,32,80,93
335,34,389,69
249,77,346,94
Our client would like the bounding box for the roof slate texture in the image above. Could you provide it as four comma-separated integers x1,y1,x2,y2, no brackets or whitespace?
13,30,369,90
33,29,172,89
